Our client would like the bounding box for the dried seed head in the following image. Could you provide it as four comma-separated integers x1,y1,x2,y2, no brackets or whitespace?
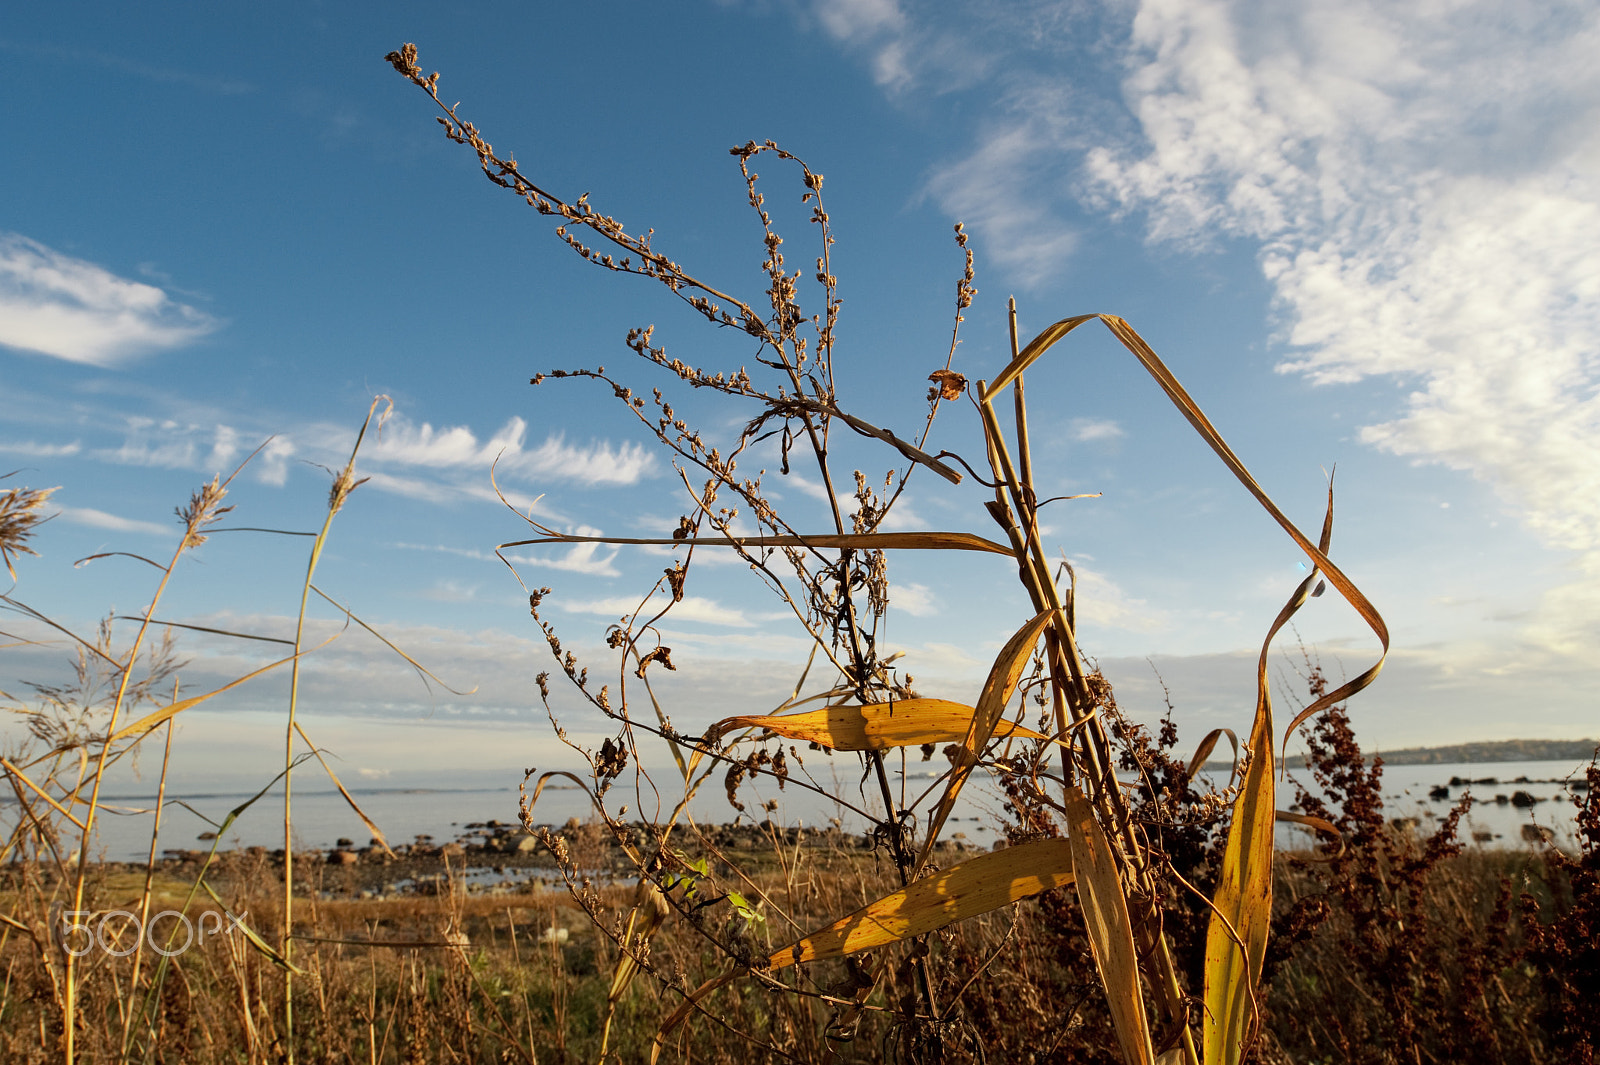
0,481,57,580
176,475,234,550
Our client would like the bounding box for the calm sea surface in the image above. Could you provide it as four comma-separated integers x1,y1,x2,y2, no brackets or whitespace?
1266,758,1591,849
17,758,1591,862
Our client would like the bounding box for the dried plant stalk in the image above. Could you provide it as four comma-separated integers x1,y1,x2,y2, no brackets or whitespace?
385,43,1390,1065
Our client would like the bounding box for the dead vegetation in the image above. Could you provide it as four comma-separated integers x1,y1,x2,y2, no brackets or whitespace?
0,42,1595,1065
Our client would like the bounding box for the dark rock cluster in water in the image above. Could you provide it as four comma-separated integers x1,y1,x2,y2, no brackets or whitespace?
143,815,991,900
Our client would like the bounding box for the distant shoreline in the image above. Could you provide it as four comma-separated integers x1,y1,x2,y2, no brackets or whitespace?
1274,738,1599,769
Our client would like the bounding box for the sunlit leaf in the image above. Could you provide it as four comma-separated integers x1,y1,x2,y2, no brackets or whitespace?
770,836,1075,969
649,838,1078,1063
106,652,305,744
705,698,1049,751
917,609,1056,872
609,879,673,1005
1204,485,1335,1065
1187,728,1239,782
1066,787,1155,1065
1203,705,1274,1065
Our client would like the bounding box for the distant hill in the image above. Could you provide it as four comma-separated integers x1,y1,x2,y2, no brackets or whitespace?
1277,738,1599,769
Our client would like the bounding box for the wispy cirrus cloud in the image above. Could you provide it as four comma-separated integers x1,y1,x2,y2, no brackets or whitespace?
1069,417,1123,443
0,38,255,95
1068,558,1170,634
0,439,81,457
559,594,764,628
1082,0,1600,647
812,0,912,88
393,535,622,578
804,1,1117,284
91,417,243,471
0,233,219,366
54,506,171,537
418,579,481,603
923,103,1083,285
365,414,654,487
804,0,1600,650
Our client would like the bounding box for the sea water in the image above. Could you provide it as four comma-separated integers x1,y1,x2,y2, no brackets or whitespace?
14,758,1591,862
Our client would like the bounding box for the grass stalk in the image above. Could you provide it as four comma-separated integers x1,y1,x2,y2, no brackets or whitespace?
281,396,388,1062
117,713,175,1063
62,461,244,1064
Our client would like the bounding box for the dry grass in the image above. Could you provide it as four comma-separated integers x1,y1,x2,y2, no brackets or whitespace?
0,820,1590,1063
1,43,1596,1065
379,41,1388,1065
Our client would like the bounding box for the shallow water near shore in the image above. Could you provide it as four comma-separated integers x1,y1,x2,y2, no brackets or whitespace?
1239,757,1592,849
58,766,1011,861
24,757,1592,862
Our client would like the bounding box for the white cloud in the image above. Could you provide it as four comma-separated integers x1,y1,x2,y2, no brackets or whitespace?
93,418,248,472
657,629,820,661
1070,417,1124,442
206,423,240,470
367,414,654,486
1068,559,1169,634
350,470,561,523
877,497,928,530
501,540,622,578
804,0,1600,649
802,3,1102,283
256,437,295,486
900,640,987,680
0,439,81,457
0,233,218,365
1083,0,1600,646
776,471,833,502
419,580,480,603
55,506,171,536
809,0,1000,95
17,397,638,512
891,581,938,617
815,0,904,41
924,107,1082,285
559,594,758,628
394,535,622,578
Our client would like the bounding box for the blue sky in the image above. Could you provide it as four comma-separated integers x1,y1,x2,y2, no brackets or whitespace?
4,0,1597,791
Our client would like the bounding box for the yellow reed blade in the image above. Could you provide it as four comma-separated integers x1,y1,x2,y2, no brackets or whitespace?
1203,704,1274,1065
705,698,1049,751
107,652,302,743
1066,787,1154,1065
610,880,674,1004
916,609,1055,873
769,836,1074,970
1204,484,1334,1064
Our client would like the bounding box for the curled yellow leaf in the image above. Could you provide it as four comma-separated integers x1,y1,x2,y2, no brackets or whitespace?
769,836,1075,970
705,698,1049,751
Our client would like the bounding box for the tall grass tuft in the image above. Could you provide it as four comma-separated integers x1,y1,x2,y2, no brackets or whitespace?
1,408,472,1063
